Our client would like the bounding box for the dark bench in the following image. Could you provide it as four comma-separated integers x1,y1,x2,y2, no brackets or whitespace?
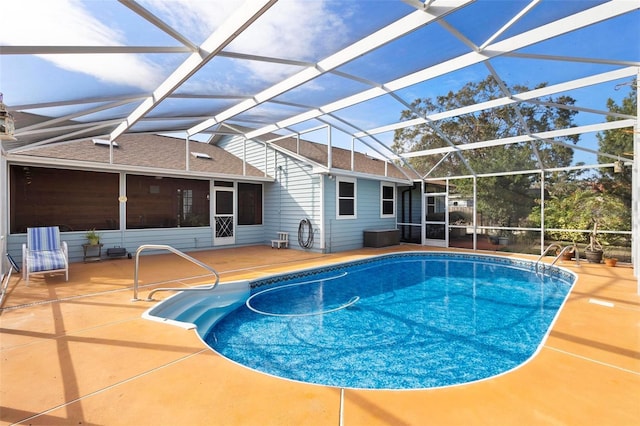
363,229,400,248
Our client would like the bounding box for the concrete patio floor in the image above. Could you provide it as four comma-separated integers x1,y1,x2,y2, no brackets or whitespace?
1,245,639,425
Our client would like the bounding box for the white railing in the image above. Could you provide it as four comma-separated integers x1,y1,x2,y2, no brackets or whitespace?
132,244,220,302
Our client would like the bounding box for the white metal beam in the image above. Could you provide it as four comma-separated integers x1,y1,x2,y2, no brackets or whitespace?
527,99,636,120
401,0,428,11
386,2,637,92
316,115,421,182
15,122,118,149
634,69,640,292
356,67,638,137
11,121,119,139
11,94,147,111
246,2,637,142
15,99,138,134
187,0,473,136
0,46,190,54
109,0,278,141
400,119,636,158
504,52,640,67
118,0,198,51
479,0,541,50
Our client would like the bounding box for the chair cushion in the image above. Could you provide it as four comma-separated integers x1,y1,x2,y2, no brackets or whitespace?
28,227,61,251
27,250,67,273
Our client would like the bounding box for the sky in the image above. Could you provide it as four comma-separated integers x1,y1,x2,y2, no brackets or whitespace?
1,0,356,94
0,0,638,167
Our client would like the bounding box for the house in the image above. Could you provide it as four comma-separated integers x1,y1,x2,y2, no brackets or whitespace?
3,131,420,264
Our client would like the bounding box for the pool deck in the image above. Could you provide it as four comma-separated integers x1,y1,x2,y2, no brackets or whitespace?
1,245,639,425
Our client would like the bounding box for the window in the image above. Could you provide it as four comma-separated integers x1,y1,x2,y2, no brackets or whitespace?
337,177,356,219
182,189,193,216
237,183,263,225
126,175,210,228
381,183,395,217
10,166,119,233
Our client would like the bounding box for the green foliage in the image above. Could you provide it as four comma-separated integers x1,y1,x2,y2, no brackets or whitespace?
528,82,635,245
392,76,578,179
85,229,100,244
393,75,579,227
533,187,629,245
596,79,635,205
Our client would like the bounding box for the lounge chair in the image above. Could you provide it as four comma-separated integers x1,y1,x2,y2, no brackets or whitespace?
22,226,69,284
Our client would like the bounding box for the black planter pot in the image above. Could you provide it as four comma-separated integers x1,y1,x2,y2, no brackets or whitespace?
585,249,603,264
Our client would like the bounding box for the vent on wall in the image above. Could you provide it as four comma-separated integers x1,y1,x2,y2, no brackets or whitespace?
93,138,119,147
191,152,212,159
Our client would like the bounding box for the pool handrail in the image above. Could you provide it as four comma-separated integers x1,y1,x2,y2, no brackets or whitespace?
536,243,580,271
553,245,580,267
132,244,220,302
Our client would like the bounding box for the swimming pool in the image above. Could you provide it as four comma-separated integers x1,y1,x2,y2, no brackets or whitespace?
145,252,575,390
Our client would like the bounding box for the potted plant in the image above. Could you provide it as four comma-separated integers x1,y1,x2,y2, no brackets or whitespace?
604,256,618,267
545,189,628,264
86,229,101,245
584,223,603,264
603,248,618,267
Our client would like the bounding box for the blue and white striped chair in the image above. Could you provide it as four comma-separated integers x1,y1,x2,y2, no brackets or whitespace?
22,226,69,284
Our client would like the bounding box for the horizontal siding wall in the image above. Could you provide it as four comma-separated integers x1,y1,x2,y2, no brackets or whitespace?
265,152,322,252
235,224,265,246
122,228,213,254
7,224,267,265
325,177,397,253
218,137,400,254
220,137,323,252
8,227,216,264
219,137,270,174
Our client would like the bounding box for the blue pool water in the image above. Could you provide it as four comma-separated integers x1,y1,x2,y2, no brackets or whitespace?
198,253,575,390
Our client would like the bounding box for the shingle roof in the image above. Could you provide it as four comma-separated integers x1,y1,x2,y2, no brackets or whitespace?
12,130,415,182
272,136,415,181
10,133,268,179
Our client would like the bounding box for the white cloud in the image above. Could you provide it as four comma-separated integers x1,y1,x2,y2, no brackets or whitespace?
1,0,351,93
2,0,163,90
140,0,351,83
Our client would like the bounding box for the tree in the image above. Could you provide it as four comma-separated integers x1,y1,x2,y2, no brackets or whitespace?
596,79,636,205
529,81,636,242
392,75,578,227
531,185,630,245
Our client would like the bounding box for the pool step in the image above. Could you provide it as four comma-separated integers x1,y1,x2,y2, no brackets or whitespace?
143,280,250,332
190,299,247,337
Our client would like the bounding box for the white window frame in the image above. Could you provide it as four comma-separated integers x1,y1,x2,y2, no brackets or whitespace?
380,182,396,218
336,177,357,219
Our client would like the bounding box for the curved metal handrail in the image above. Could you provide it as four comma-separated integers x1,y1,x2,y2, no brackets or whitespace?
535,243,563,271
535,243,580,271
552,245,580,267
132,244,220,302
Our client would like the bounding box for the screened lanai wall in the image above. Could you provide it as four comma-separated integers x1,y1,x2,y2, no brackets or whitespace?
1,0,638,290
